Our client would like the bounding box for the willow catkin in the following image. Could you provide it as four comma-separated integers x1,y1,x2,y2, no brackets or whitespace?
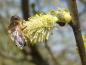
22,14,58,44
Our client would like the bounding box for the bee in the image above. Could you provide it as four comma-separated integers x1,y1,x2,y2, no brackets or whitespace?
8,16,26,49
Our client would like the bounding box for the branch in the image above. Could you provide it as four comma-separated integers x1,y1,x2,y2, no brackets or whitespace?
67,0,86,65
21,0,30,20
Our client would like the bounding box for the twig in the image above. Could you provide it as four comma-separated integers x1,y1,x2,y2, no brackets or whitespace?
21,0,30,20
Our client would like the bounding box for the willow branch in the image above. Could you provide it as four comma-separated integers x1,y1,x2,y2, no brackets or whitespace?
21,0,30,20
67,0,86,65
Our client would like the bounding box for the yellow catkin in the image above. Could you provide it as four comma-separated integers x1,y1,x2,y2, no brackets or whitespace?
21,14,58,44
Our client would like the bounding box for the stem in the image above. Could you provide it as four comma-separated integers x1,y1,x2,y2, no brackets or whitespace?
67,0,86,65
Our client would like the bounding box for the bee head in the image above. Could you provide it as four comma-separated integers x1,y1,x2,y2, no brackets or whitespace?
8,16,21,29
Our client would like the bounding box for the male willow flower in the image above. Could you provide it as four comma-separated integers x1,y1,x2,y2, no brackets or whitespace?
22,14,58,44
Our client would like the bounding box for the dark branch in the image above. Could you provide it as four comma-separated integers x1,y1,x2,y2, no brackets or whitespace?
67,0,86,65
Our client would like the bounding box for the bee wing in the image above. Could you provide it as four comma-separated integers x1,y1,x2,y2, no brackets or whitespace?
9,29,26,49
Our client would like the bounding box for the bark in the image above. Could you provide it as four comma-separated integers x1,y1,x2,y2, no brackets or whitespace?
67,0,86,65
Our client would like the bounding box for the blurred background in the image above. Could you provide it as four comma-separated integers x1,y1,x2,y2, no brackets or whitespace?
0,0,86,65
